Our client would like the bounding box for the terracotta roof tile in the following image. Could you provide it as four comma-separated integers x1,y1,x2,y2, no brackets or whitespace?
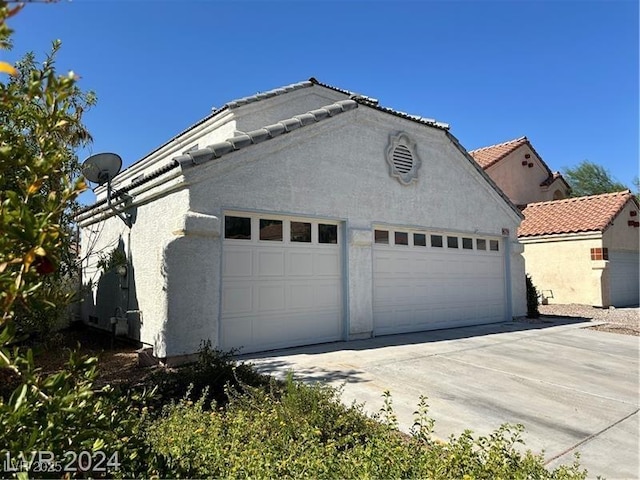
468,136,528,169
518,191,635,237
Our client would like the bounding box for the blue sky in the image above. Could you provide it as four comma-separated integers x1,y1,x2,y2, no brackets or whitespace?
5,0,639,203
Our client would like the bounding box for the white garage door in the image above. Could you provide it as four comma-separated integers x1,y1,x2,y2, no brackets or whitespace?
373,227,507,335
609,250,639,307
221,212,343,353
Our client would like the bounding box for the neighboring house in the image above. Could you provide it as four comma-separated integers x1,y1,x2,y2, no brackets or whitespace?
519,191,639,307
469,136,571,207
76,78,526,361
470,137,638,307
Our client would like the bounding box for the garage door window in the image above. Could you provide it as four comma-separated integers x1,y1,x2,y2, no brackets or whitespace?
319,224,338,244
260,219,283,241
490,240,499,251
447,236,459,249
225,216,251,240
414,233,426,247
375,230,389,244
431,235,443,247
291,222,312,243
462,237,473,250
476,239,486,250
395,232,408,245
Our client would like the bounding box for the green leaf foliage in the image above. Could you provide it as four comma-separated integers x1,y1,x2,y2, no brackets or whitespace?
563,160,629,198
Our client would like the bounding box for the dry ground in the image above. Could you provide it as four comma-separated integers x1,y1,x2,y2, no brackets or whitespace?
539,303,640,336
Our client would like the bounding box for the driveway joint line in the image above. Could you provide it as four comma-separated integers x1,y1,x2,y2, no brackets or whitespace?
440,356,639,406
543,409,639,465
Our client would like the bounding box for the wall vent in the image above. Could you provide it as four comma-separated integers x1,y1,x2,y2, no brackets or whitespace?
385,132,421,185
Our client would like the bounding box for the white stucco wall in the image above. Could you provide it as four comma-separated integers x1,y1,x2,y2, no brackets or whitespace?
79,180,190,357
180,106,525,354
485,145,568,205
79,96,526,358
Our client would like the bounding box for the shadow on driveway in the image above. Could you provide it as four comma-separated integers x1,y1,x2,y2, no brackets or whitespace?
239,316,590,384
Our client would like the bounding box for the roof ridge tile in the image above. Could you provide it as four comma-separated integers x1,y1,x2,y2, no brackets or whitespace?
468,136,527,153
175,99,358,168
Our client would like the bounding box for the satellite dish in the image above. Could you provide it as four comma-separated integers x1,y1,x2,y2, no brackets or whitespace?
81,152,122,185
81,152,132,228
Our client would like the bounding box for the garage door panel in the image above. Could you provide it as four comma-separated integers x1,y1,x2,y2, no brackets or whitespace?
222,214,343,354
609,251,639,307
223,248,252,277
314,283,341,308
257,250,285,276
374,228,506,335
288,251,314,276
257,284,285,311
314,252,340,276
222,285,253,315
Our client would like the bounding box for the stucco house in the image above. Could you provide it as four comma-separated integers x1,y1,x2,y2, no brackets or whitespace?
470,137,638,308
76,78,526,361
519,191,639,307
469,136,571,207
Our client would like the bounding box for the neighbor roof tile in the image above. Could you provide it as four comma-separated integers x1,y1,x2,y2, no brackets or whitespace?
518,191,635,237
468,136,528,169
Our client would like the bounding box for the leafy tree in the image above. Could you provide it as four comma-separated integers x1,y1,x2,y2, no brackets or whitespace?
0,22,95,336
563,160,629,198
0,4,155,478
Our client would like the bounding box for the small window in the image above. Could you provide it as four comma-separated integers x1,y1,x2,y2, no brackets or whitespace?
259,219,283,241
490,240,499,251
395,232,408,245
430,235,443,248
319,224,338,244
447,236,459,249
375,230,389,244
476,239,486,250
225,216,251,240
462,238,473,250
413,233,426,247
291,222,311,243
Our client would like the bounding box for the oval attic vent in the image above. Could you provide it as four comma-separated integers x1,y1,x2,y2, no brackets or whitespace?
392,144,414,174
385,132,421,185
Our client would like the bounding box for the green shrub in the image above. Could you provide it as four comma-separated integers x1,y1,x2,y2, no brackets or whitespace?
526,274,540,318
0,339,158,478
147,340,274,409
147,375,587,479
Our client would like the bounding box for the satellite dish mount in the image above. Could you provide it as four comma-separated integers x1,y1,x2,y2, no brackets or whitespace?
81,153,132,228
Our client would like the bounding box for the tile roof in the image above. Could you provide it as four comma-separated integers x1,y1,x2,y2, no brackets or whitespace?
309,78,450,131
540,172,564,187
134,81,315,165
468,136,528,169
518,190,635,237
175,99,358,168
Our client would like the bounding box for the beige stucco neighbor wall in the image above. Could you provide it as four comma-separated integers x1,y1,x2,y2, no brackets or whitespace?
485,145,568,205
603,200,640,251
521,234,607,306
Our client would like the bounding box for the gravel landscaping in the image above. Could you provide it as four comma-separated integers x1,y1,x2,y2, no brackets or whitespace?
539,303,640,336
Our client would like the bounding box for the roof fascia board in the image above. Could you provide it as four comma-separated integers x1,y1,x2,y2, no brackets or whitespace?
95,109,234,195
519,231,603,243
95,81,317,195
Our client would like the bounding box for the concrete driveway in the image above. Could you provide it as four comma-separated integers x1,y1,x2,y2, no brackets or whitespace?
242,319,639,479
